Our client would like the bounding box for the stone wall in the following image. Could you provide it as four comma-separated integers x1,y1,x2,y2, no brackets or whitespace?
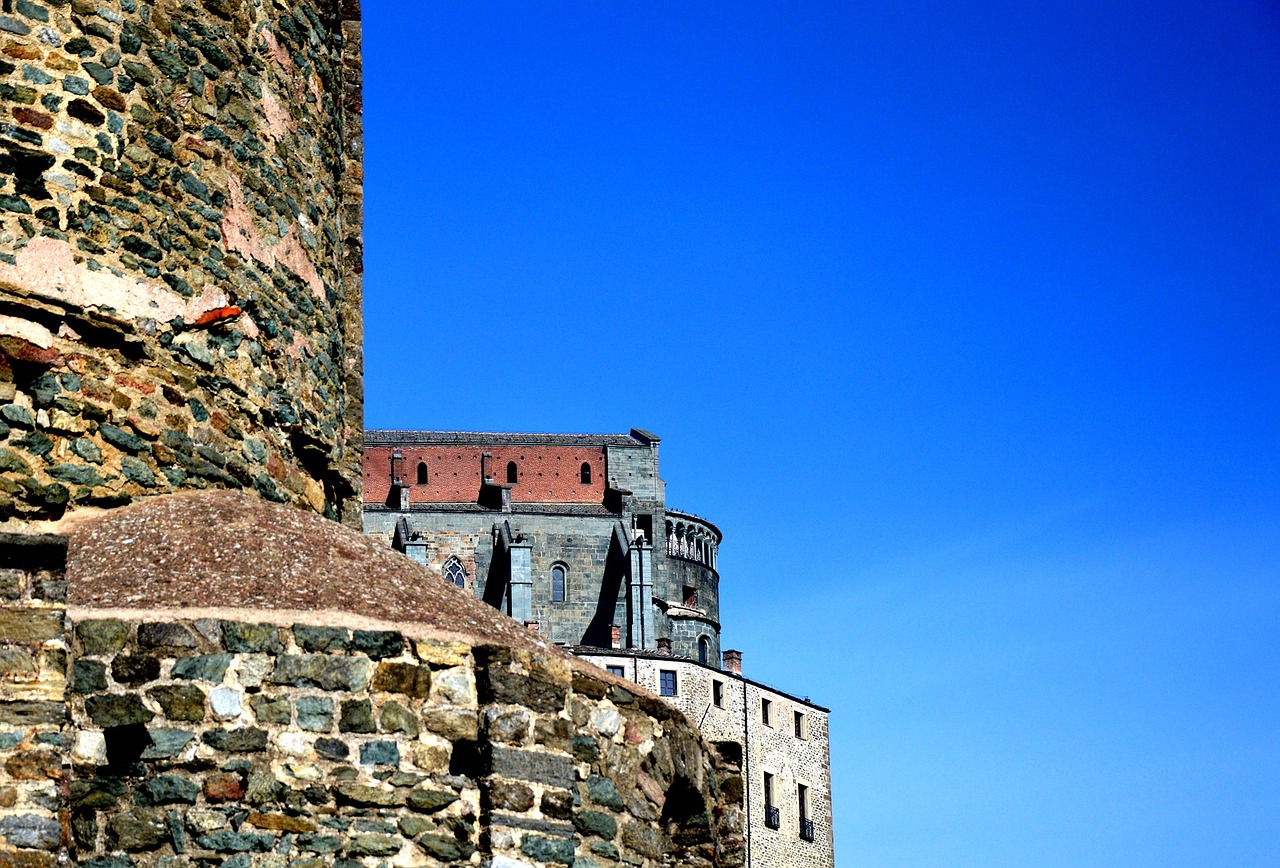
578,652,834,868
0,598,746,865
0,0,363,526
0,531,69,868
367,506,725,660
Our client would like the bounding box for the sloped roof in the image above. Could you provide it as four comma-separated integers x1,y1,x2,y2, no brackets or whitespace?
64,490,563,655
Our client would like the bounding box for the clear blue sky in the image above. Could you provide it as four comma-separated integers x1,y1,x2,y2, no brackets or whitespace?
360,3,1280,864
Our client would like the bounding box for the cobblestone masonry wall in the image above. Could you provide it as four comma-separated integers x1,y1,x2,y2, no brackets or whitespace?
0,0,363,526
1,604,748,866
0,532,70,868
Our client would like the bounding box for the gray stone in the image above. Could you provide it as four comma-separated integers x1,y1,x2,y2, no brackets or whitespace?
69,776,127,809
292,624,349,651
137,622,198,650
489,746,574,789
0,700,64,726
201,727,268,752
351,629,403,659
417,833,468,862
587,775,625,810
406,788,458,813
136,775,199,806
347,833,401,856
620,822,664,858
72,658,108,693
314,737,348,760
86,693,153,727
148,685,205,721
270,654,371,691
248,694,291,725
378,699,418,736
573,811,618,840
77,618,127,654
111,654,161,684
0,813,60,850
195,830,275,852
359,739,399,766
209,686,243,719
521,834,576,865
335,784,404,808
0,14,32,35
220,621,282,654
141,728,194,759
108,809,167,851
171,653,232,681
296,696,333,732
338,698,374,733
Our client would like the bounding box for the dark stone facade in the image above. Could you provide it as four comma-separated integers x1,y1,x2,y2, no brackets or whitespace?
363,430,724,666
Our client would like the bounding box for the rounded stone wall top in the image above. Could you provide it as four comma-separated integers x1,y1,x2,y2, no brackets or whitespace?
65,490,561,655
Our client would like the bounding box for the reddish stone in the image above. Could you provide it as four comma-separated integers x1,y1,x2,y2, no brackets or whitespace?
203,772,245,802
92,86,126,111
12,107,54,130
191,306,242,327
4,749,62,781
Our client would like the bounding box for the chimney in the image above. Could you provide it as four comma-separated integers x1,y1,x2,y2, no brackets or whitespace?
394,483,410,511
722,649,742,674
610,624,621,649
656,637,671,655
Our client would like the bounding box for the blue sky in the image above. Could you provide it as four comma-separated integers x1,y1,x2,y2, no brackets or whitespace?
360,3,1280,864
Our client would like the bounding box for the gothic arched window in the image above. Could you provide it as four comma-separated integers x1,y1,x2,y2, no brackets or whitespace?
698,636,710,665
443,557,467,589
551,564,567,602
416,461,429,484
506,461,518,484
580,462,592,484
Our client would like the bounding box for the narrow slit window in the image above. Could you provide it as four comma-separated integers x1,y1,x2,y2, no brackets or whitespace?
551,564,567,602
794,710,807,739
698,636,709,665
761,698,772,726
580,462,592,484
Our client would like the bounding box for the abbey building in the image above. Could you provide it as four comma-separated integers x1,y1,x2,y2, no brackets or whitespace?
363,428,836,867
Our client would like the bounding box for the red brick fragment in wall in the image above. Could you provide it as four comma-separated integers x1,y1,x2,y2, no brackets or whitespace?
191,306,243,328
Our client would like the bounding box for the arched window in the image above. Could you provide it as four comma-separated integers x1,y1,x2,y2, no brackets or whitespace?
580,462,592,484
443,557,467,589
416,461,429,485
698,636,710,665
506,461,518,484
551,564,567,602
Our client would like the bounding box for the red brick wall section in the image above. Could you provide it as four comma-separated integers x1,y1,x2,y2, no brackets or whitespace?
363,446,606,504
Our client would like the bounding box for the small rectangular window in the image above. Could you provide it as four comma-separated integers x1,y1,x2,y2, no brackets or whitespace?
660,669,677,696
712,680,724,707
761,698,772,726
606,665,625,677
764,772,780,829
794,710,807,739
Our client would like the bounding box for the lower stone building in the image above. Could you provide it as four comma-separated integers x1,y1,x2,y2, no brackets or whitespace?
363,429,836,868
0,491,747,867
